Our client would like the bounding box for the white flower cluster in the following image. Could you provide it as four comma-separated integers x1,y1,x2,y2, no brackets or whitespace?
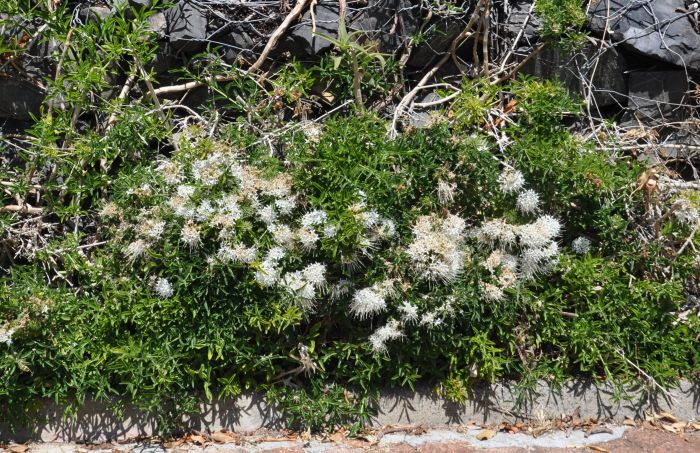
0,325,15,346
350,280,396,320
474,168,563,300
406,214,466,282
121,149,403,315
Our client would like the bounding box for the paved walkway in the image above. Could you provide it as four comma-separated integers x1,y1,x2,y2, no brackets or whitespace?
3,426,699,453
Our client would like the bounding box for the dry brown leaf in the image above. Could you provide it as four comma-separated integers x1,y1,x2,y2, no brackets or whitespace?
8,445,29,453
623,418,637,426
690,422,700,430
475,429,497,441
662,424,678,433
659,411,679,423
189,434,207,445
329,430,347,443
162,439,184,449
588,446,610,453
210,432,237,443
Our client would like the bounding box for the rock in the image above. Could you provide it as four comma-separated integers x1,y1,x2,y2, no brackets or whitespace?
0,77,45,121
128,0,152,10
622,70,689,125
284,0,421,58
163,0,208,54
79,6,113,23
504,0,541,45
589,0,700,70
285,0,339,57
406,14,466,68
519,43,627,108
357,0,421,53
220,23,260,64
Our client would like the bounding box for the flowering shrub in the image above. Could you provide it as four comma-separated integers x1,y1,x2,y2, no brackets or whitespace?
1,60,698,432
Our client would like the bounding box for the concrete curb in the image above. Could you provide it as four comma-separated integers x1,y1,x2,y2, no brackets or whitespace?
2,380,698,442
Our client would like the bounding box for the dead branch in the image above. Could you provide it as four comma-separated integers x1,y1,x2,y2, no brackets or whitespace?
389,0,486,137
248,0,313,73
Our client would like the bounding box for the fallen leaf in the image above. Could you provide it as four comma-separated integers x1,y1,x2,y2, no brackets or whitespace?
162,439,184,449
659,411,679,423
329,430,347,443
210,432,237,443
588,446,610,453
672,422,687,430
662,424,678,433
691,422,700,430
9,445,29,453
623,418,637,426
189,434,207,445
475,429,497,441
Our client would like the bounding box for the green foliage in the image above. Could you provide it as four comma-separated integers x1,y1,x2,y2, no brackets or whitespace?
535,0,588,47
0,5,698,435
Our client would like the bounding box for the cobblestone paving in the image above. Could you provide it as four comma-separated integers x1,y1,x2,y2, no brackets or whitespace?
3,427,699,453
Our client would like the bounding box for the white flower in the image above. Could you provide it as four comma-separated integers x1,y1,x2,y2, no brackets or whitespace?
359,210,380,228
442,214,466,240
350,288,387,319
571,236,591,255
398,301,419,323
369,320,403,353
153,277,174,298
302,262,327,287
301,210,327,228
176,185,196,199
192,155,223,186
181,221,201,249
254,261,280,287
125,239,148,262
270,224,296,248
282,271,316,301
419,311,442,328
478,219,517,246
297,228,319,251
141,219,165,240
674,198,699,225
516,189,540,214
498,168,525,193
264,246,286,263
275,197,297,215
481,282,504,301
406,214,466,282
257,205,278,225
376,219,396,238
218,244,257,264
196,200,216,221
0,326,15,345
323,224,338,238
518,215,561,249
156,159,182,185
437,180,456,205
520,242,559,280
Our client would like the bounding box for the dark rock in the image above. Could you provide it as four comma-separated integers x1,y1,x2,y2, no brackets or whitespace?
80,6,113,23
285,1,340,57
221,23,261,64
128,0,152,10
622,71,690,125
504,0,541,43
357,0,422,53
0,77,45,121
406,14,466,68
284,0,421,58
589,0,700,70
519,43,627,108
163,0,208,54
